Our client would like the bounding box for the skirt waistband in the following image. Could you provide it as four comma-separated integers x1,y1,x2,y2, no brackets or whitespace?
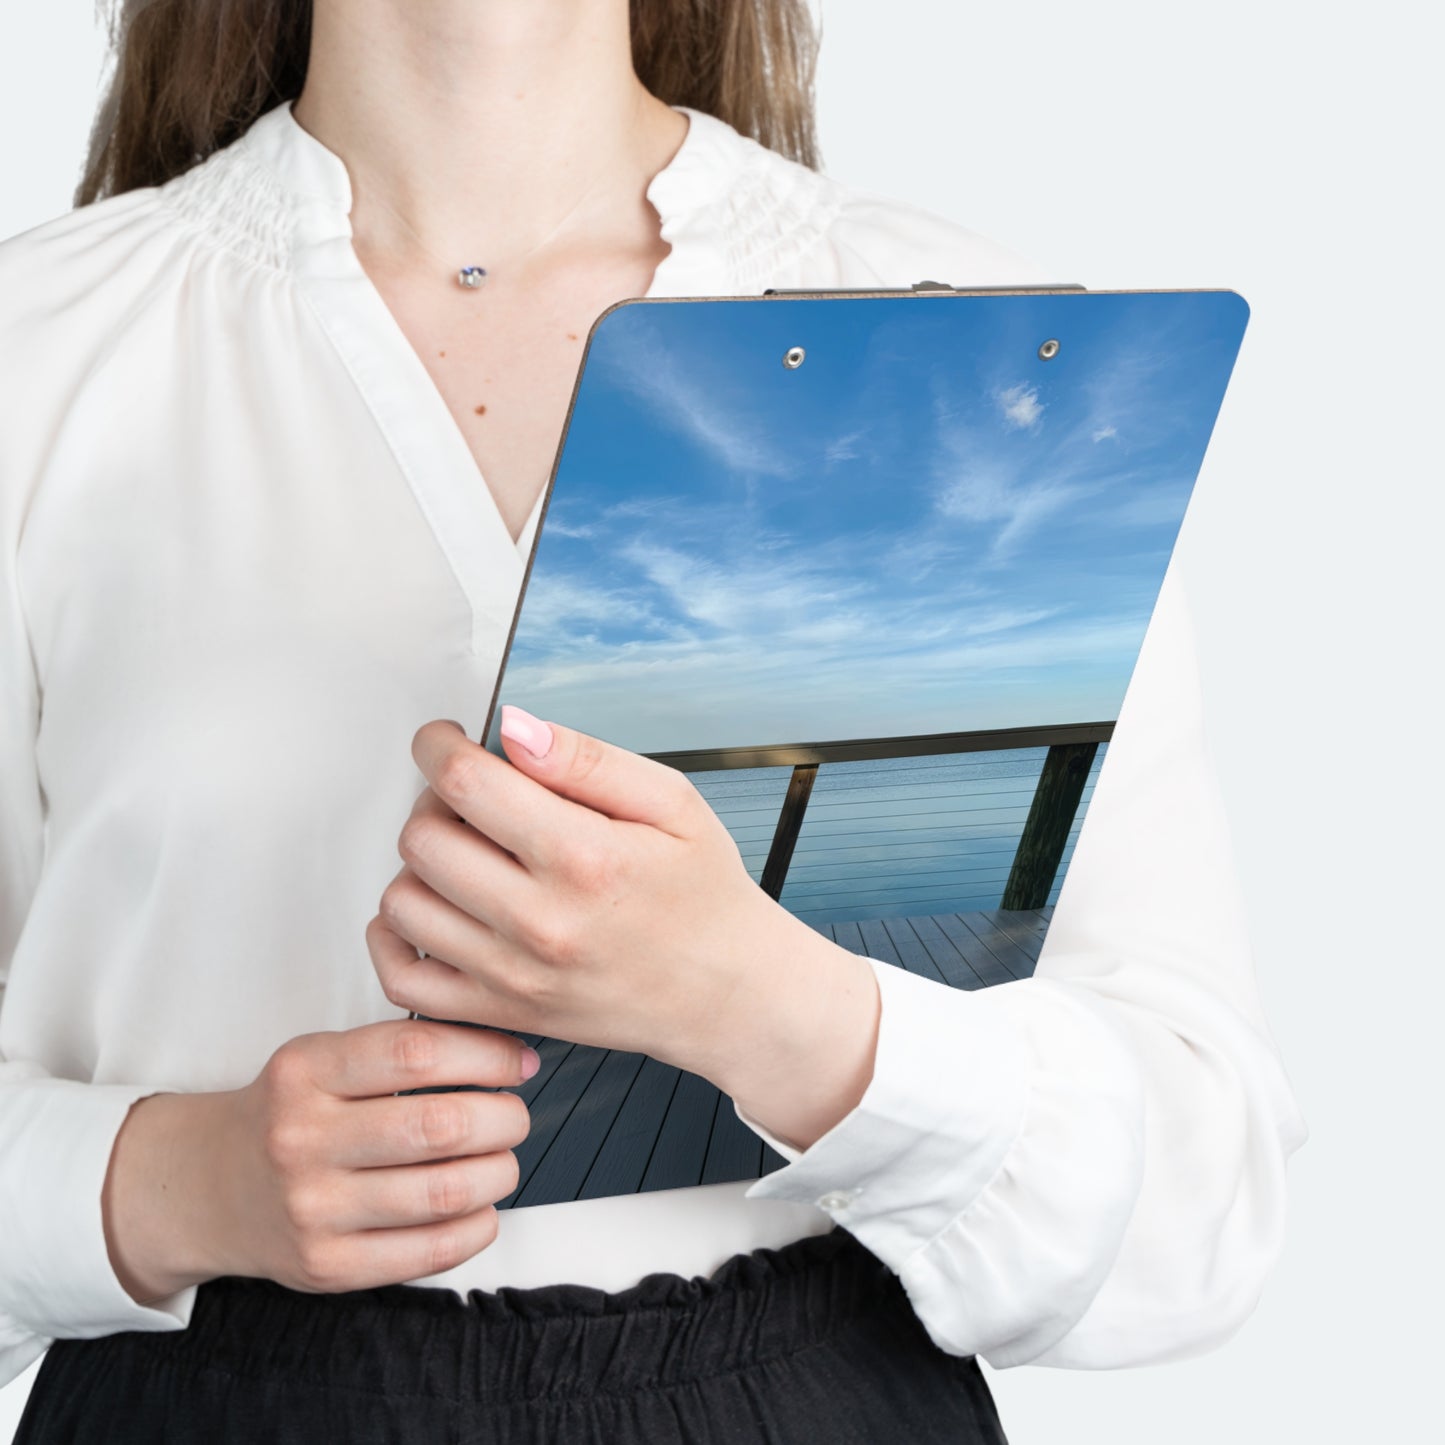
135,1226,912,1405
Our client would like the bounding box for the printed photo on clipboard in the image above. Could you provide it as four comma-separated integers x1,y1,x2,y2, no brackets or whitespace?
403,284,1251,1211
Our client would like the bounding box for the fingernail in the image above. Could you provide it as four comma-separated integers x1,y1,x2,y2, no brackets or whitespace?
520,1046,541,1079
500,704,553,760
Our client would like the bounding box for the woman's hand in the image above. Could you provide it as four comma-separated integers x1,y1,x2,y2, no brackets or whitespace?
369,710,807,1074
101,1019,536,1304
366,708,882,1147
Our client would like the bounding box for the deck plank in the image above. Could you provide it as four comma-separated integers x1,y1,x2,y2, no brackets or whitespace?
980,907,1052,955
962,910,1045,979
702,1093,766,1185
640,1069,719,1193
578,1056,685,1200
512,1049,648,1208
929,914,1018,986
495,907,1050,1207
906,914,989,990
854,918,903,970
507,1040,608,1203
879,915,951,982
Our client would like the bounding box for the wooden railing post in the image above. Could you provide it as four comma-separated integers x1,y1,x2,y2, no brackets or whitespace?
1002,741,1099,910
759,764,819,900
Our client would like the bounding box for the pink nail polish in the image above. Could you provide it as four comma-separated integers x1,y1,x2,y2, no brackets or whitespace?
500,704,553,760
521,1046,541,1079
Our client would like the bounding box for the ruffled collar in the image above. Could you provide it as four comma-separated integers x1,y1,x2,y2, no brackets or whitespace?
164,97,841,296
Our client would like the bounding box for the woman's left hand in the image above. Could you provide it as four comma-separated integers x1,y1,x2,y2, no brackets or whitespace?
365,708,852,1088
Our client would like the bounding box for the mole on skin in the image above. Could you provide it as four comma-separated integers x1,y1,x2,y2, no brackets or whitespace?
474,404,487,415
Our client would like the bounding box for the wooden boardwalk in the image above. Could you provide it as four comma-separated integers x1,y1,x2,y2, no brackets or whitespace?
492,906,1053,1210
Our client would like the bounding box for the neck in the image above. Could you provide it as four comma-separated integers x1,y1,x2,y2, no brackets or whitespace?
292,0,688,274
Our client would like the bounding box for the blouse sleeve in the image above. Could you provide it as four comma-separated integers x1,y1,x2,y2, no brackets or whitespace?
0,209,199,1390
733,556,1309,1369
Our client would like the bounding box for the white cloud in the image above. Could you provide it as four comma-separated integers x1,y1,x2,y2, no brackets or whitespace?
993,382,1044,430
613,538,873,634
824,427,866,464
929,421,1105,566
1092,424,1118,443
593,315,797,480
514,574,659,635
503,602,1148,753
962,605,1070,637
601,495,671,521
987,480,1101,562
1103,489,1190,528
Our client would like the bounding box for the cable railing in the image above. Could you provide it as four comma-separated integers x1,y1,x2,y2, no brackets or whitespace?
646,721,1112,927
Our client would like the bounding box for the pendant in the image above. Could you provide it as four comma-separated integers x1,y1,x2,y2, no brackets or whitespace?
457,266,488,290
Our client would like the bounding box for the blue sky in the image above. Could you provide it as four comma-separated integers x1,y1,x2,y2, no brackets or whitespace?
491,290,1247,756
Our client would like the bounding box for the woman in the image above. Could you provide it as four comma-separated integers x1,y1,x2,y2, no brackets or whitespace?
0,0,1308,1439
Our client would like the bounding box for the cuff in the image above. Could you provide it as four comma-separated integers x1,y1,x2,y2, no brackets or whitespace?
0,1079,198,1342
733,956,1033,1272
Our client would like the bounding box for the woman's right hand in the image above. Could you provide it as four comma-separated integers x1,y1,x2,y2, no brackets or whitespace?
101,1018,537,1303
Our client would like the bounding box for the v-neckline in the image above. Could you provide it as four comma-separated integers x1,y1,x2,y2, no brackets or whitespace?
267,98,731,657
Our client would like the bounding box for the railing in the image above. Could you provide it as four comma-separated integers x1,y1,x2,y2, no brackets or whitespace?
646,721,1114,914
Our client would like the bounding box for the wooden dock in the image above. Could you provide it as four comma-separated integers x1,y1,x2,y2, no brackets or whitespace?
489,906,1053,1210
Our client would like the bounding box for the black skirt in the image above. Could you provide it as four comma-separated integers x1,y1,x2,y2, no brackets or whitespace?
14,1226,1008,1443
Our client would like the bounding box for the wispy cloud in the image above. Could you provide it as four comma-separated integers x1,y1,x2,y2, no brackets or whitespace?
504,603,1147,752
592,312,798,480
539,517,596,538
1102,488,1191,529
500,293,1238,754
513,575,660,636
824,426,867,464
928,393,1107,566
993,382,1045,430
614,538,875,634
961,604,1071,637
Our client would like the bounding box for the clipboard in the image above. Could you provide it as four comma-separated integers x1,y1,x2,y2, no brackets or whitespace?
402,282,1251,1211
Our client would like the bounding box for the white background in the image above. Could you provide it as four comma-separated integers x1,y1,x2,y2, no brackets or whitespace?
1,2,1438,1440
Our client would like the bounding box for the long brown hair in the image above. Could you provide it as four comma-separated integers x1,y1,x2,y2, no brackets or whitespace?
75,0,823,208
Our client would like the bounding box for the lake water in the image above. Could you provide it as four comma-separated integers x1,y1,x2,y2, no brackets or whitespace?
689,744,1106,928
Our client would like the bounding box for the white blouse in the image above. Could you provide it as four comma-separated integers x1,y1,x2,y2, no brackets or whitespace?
0,98,1308,1388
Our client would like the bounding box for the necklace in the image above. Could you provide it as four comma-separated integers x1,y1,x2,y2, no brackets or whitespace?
359,166,611,292
440,171,612,292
